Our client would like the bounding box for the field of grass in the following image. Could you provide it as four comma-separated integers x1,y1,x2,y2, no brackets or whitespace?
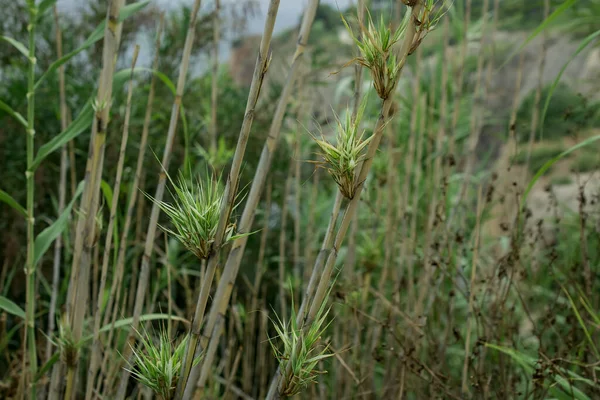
1,0,600,399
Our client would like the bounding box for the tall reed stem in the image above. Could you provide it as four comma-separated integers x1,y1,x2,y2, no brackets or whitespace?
267,2,426,397
186,1,318,396
64,1,126,397
85,45,140,400
23,1,38,398
46,4,68,365
116,2,203,398
176,2,283,398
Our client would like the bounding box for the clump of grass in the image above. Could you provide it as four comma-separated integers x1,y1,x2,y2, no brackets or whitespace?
511,145,566,174
357,231,384,273
310,98,373,199
551,175,573,186
125,329,198,400
269,297,334,397
571,151,599,173
194,137,234,172
148,171,237,260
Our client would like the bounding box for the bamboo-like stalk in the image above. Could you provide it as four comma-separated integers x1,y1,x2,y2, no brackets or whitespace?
344,0,366,281
175,2,281,397
242,178,272,395
279,172,292,322
401,46,422,307
268,3,426,398
210,0,220,154
94,17,163,385
64,2,126,397
23,1,38,397
186,2,320,396
101,15,164,331
193,315,224,399
85,45,140,400
46,5,69,368
304,170,320,283
116,2,204,398
406,94,426,314
293,125,302,303
461,187,483,395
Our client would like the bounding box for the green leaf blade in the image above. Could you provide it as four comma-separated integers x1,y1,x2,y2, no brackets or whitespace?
0,189,27,218
0,295,26,319
33,181,85,266
0,35,29,58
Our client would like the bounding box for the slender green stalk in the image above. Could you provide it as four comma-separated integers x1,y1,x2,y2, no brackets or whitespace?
117,1,204,398
46,9,69,399
176,2,282,397
23,1,38,398
85,45,140,400
46,3,68,364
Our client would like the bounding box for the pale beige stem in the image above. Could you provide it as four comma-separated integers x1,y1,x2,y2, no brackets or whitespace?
461,187,483,395
175,2,281,397
115,2,204,398
188,1,320,396
64,0,125,396
85,45,140,400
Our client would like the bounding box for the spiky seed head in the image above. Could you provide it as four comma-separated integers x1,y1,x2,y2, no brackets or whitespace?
341,1,453,99
310,97,373,199
148,171,236,260
125,329,201,400
55,314,79,368
269,296,334,397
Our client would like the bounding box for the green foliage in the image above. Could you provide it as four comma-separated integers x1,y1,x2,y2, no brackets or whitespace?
571,151,599,172
516,84,600,142
0,295,25,319
511,145,566,173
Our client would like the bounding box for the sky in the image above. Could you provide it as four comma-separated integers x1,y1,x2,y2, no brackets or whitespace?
57,0,355,35
55,0,355,67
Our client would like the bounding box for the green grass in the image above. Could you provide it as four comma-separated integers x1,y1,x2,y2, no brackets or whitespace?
571,151,600,172
511,145,567,173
